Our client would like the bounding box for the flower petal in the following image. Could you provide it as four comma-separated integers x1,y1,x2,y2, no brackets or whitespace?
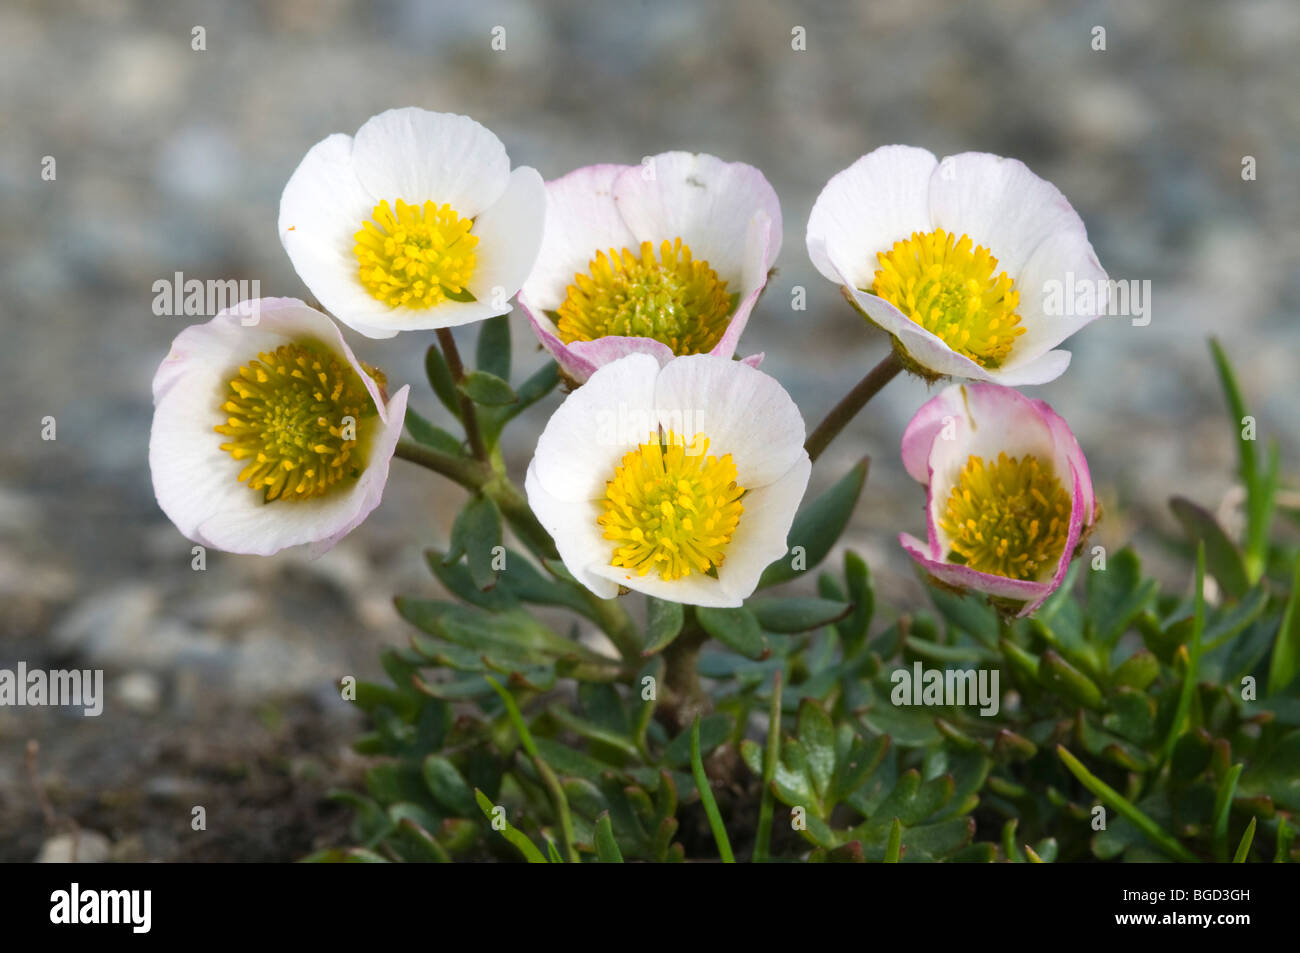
715,455,812,602
806,145,938,289
521,163,639,310
529,352,661,502
651,354,806,489
350,108,510,217
524,464,620,600
612,152,781,285
928,151,1087,281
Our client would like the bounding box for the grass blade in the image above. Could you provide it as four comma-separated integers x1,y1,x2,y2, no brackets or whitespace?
1057,745,1198,862
752,671,783,863
1233,817,1257,863
691,715,735,863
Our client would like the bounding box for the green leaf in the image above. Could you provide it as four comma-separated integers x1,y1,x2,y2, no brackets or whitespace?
1233,817,1257,862
1169,497,1250,599
927,584,999,648
422,755,476,817
1086,548,1157,645
697,606,766,659
480,362,561,445
476,314,511,381
749,597,852,634
594,812,624,863
1212,762,1244,862
690,716,734,863
836,551,874,652
404,407,464,456
474,789,547,863
1040,650,1104,710
424,344,462,421
797,700,836,802
643,598,685,655
1239,730,1300,811
448,495,503,591
759,458,868,587
459,370,517,406
1267,559,1300,696
1111,649,1159,691
1162,543,1207,763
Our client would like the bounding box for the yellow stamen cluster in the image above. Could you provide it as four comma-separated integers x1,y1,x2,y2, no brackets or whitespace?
939,452,1071,581
599,431,745,582
354,199,477,308
557,239,734,354
871,229,1024,367
215,342,378,502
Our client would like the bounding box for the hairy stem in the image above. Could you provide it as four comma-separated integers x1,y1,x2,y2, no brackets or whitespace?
804,350,904,463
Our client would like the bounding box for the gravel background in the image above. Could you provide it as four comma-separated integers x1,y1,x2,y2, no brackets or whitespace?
2,0,1297,860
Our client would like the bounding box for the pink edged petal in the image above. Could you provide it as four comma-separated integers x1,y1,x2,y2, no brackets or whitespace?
1019,457,1088,616
524,463,620,600
806,145,938,288
739,352,765,368
612,152,781,284
715,455,812,602
899,387,967,485
928,151,1088,280
530,352,661,502
350,108,510,217
149,299,404,556
521,163,638,310
1038,396,1096,527
900,532,1053,605
651,354,806,489
517,295,599,382
569,335,676,369
709,209,774,361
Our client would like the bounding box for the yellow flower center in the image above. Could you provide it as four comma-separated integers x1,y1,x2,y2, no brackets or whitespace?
871,229,1024,368
599,430,745,582
214,341,383,502
556,239,735,354
939,452,1072,581
354,199,478,308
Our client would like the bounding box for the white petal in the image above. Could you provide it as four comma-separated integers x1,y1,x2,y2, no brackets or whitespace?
521,164,639,310
530,352,661,502
350,108,510,217
612,152,781,284
465,165,547,306
651,354,806,489
715,456,812,602
928,152,1088,280
1000,227,1108,366
524,464,620,599
806,145,938,288
587,562,743,609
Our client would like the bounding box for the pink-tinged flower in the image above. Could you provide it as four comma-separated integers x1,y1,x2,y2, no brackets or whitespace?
149,298,409,556
807,146,1107,385
898,382,1098,616
525,353,810,608
279,108,546,339
518,153,781,384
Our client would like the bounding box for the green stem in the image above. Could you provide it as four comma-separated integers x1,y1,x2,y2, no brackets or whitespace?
394,439,488,490
437,327,488,462
662,622,709,733
1161,542,1206,765
804,350,904,463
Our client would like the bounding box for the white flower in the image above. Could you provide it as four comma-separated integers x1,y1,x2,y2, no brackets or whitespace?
149,298,409,556
806,146,1107,385
526,353,810,607
518,153,781,383
279,107,546,339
